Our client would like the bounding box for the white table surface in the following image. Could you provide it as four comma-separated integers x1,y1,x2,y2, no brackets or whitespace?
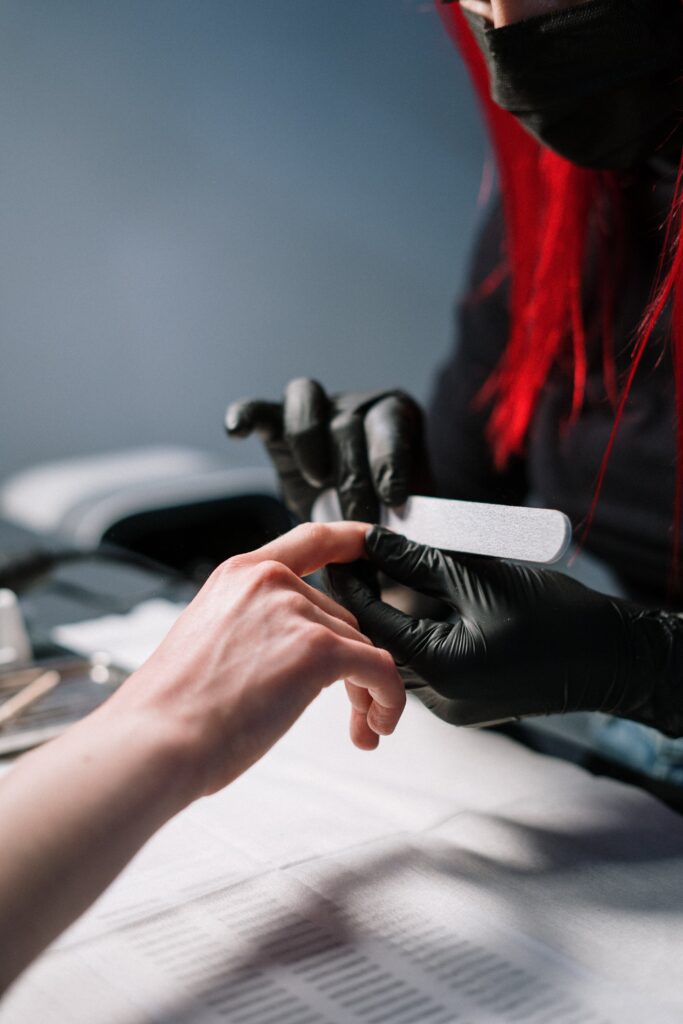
3,679,683,1023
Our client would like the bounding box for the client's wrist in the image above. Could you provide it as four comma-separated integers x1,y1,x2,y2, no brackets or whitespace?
93,677,208,814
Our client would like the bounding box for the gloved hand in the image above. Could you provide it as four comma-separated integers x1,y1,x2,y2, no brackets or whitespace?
326,527,683,736
225,379,428,522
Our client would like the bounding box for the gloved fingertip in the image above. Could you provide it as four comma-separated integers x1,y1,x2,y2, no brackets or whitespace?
365,524,397,553
323,563,343,585
323,563,354,595
325,563,377,606
344,500,379,524
224,405,249,437
333,570,363,597
372,458,410,507
381,484,410,508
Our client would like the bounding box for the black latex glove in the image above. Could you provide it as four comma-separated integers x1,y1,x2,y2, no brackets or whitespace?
327,527,683,736
225,379,428,522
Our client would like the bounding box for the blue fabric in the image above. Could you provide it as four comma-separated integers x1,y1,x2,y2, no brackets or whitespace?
590,715,683,786
526,549,683,786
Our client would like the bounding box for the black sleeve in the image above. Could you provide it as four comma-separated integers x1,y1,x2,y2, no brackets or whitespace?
426,195,529,506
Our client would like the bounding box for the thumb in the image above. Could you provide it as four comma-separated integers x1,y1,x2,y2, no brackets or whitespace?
326,564,434,667
225,399,283,441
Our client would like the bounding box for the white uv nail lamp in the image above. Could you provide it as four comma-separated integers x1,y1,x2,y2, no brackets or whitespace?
312,490,572,565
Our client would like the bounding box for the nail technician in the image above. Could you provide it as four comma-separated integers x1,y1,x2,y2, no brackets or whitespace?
228,1,683,769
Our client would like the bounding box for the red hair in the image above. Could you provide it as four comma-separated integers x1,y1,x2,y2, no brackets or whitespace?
438,2,683,572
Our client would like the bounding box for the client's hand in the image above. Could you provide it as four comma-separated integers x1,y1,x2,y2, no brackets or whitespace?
0,521,404,994
113,521,405,797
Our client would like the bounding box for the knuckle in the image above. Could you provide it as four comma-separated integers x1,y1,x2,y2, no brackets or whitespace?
307,521,330,547
262,559,291,584
292,521,329,548
306,623,336,658
251,559,290,589
375,645,393,666
282,591,310,617
368,703,392,728
223,552,250,572
210,553,249,582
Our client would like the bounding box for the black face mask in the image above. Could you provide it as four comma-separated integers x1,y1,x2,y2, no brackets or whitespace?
462,0,683,171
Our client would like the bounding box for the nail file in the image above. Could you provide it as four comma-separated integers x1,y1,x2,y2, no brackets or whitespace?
312,490,572,564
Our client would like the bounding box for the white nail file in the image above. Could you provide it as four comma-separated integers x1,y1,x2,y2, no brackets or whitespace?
312,490,572,564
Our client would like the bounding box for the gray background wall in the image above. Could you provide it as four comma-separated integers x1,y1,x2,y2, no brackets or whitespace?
0,0,485,481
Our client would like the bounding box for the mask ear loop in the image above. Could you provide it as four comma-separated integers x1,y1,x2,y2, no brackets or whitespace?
439,1,608,460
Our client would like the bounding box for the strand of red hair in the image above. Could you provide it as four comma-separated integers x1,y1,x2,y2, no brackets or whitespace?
438,1,683,583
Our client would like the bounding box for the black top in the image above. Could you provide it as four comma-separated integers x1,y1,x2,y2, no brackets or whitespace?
426,163,680,605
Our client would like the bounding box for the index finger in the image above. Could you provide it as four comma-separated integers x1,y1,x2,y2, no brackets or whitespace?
242,521,370,578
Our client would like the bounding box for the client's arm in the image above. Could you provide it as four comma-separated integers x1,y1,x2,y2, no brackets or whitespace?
0,522,403,995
